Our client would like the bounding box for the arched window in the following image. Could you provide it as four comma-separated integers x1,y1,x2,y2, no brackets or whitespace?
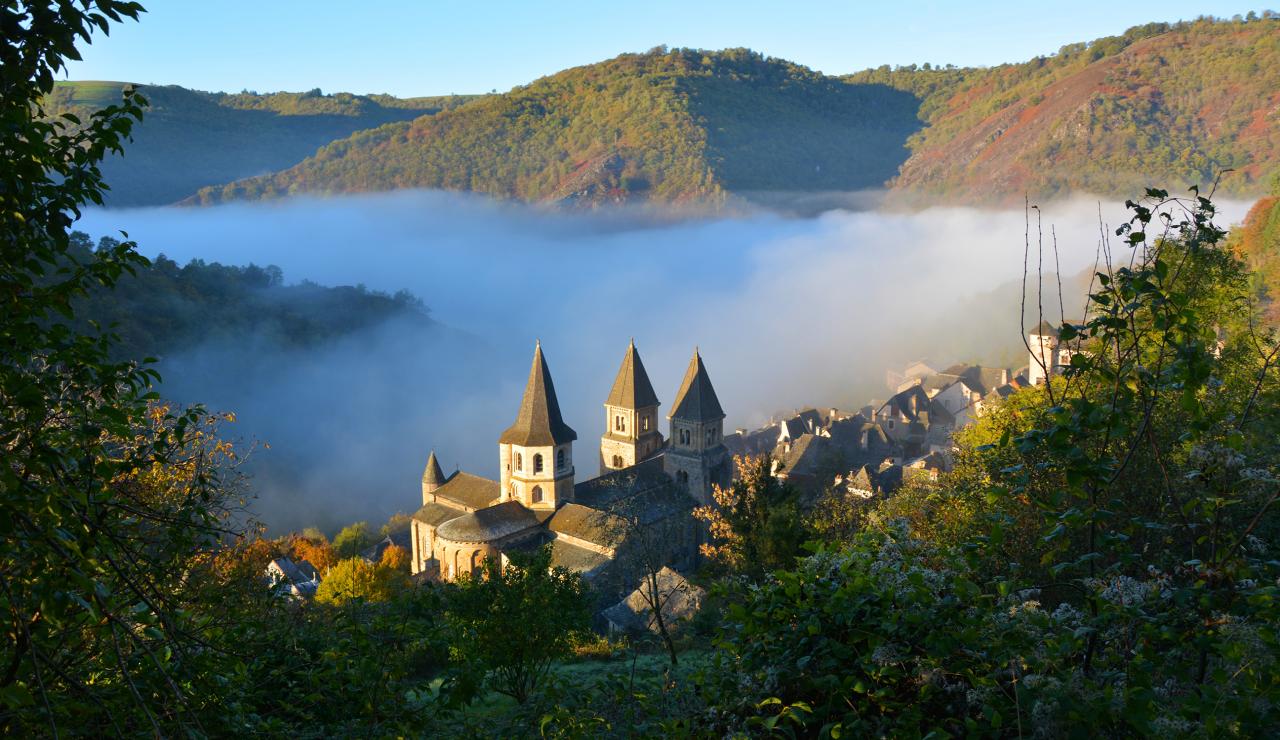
533,453,543,473
615,415,626,432
556,448,565,469
677,470,689,485
471,550,482,572
531,485,544,503
515,452,523,471
612,455,623,468
642,416,649,431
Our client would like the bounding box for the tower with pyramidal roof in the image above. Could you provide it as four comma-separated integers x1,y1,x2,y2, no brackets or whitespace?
600,339,664,474
498,341,577,511
663,348,730,506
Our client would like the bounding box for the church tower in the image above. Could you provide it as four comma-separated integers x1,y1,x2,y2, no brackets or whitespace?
664,348,730,506
600,339,664,474
498,342,577,511
421,450,446,505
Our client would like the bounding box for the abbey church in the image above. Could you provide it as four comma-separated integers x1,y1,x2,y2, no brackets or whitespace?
409,340,731,583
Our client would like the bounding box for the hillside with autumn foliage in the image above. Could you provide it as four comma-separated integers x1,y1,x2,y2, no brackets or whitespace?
849,16,1280,203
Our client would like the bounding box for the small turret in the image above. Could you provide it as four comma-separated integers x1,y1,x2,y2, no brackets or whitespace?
421,450,446,504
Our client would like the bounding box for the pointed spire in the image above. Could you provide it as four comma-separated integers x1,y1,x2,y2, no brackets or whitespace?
670,348,725,422
499,342,578,446
606,339,660,410
422,450,446,486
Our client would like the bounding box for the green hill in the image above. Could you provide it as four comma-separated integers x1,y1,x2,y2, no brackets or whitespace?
188,48,923,208
46,82,478,206
845,16,1280,202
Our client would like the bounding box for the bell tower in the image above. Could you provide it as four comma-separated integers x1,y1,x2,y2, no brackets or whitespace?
663,348,730,506
498,341,577,511
600,339,664,474
421,450,446,505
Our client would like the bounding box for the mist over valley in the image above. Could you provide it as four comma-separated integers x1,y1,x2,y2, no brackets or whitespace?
77,191,1251,532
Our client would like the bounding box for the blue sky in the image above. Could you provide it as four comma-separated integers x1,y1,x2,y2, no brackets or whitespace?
65,1,1265,97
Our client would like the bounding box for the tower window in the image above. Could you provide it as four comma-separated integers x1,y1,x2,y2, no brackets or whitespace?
533,454,544,473
516,452,523,471
615,415,626,432
679,428,691,445
677,470,689,485
642,416,649,431
531,485,544,503
556,449,565,469
612,455,623,468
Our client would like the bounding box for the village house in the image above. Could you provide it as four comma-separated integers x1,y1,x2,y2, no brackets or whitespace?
265,557,320,600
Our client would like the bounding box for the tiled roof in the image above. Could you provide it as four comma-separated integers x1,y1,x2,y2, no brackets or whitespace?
499,342,578,446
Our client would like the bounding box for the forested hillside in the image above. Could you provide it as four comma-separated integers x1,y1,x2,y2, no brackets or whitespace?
46,82,477,205
66,232,430,361
188,48,922,208
846,15,1280,202
186,16,1279,208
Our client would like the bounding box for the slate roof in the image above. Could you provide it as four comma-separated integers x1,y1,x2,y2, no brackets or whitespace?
780,434,830,478
605,340,660,410
499,342,578,446
412,501,465,527
422,450,446,487
574,456,671,510
549,539,612,575
669,349,725,422
880,385,931,422
548,503,625,548
436,500,541,543
601,567,704,633
433,471,501,511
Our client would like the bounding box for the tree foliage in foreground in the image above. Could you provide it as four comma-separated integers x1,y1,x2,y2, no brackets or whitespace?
446,546,591,704
711,191,1280,736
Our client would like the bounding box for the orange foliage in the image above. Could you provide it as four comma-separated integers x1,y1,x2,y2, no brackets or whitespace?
291,537,337,573
379,543,409,572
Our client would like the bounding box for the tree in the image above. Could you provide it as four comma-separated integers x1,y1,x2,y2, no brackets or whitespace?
0,2,264,734
446,546,590,703
332,521,372,558
693,454,809,578
599,472,698,666
314,557,403,605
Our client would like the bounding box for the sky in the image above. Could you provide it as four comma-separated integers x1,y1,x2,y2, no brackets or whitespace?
64,1,1266,97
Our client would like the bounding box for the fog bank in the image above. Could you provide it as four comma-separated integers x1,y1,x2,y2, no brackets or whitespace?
78,192,1252,532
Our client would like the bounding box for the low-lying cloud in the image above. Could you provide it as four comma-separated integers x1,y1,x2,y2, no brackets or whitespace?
77,191,1253,533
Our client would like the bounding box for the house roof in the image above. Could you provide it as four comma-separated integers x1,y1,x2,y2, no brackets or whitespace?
433,471,500,511
780,433,830,477
669,349,724,422
412,501,465,527
549,539,612,575
605,339,660,410
601,566,704,633
436,500,541,544
880,385,931,422
422,450,447,487
499,342,578,447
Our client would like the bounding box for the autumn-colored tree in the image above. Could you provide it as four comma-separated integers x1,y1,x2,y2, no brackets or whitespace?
379,543,409,572
316,558,392,605
693,454,809,578
291,536,336,573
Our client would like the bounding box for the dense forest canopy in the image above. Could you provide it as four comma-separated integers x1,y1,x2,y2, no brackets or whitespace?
44,82,479,206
